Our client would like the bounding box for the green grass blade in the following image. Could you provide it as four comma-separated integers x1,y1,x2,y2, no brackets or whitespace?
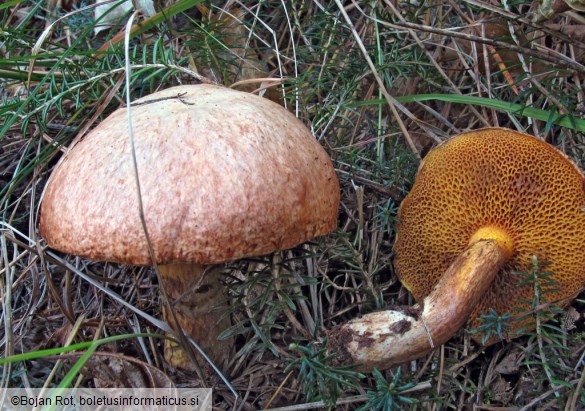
0,0,26,11
354,94,585,132
0,333,165,364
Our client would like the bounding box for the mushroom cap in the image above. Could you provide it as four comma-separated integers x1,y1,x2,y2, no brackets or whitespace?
40,85,340,265
394,127,585,340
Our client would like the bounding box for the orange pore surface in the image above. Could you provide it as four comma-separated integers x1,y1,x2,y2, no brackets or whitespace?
393,128,585,341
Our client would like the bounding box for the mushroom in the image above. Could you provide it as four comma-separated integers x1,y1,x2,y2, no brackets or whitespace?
327,127,585,371
40,84,340,369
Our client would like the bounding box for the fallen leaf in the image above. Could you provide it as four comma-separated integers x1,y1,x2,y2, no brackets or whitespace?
81,351,173,388
94,0,156,35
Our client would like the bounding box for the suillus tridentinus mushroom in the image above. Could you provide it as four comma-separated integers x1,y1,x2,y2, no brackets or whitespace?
328,127,585,371
40,84,340,369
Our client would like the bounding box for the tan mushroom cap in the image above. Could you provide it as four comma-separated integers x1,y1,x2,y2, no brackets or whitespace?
40,84,340,265
394,127,585,340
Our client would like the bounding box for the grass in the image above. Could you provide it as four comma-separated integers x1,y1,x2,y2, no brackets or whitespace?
1,0,585,409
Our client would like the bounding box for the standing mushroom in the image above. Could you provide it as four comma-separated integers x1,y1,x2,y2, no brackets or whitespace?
40,84,340,369
328,128,585,371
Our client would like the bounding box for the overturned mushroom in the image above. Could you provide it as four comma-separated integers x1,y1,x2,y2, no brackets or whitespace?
40,84,340,369
328,127,585,371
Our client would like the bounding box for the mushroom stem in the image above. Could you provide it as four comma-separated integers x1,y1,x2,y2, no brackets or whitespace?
158,263,232,369
326,240,508,372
